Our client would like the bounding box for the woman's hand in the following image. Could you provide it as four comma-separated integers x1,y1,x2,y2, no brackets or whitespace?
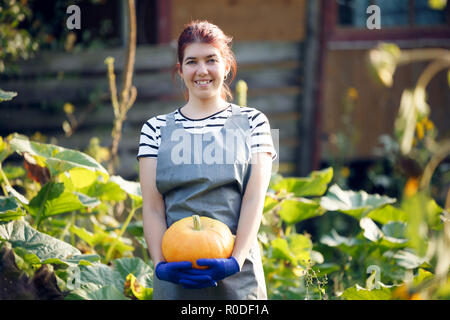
155,261,217,289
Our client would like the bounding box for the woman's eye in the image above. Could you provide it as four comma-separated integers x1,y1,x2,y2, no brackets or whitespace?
208,59,217,63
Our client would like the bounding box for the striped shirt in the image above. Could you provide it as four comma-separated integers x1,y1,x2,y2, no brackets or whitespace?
137,105,277,160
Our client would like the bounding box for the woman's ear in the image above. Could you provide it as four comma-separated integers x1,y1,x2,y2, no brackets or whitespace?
177,62,182,76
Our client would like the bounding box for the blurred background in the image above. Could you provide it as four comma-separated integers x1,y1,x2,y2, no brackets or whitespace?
0,0,449,202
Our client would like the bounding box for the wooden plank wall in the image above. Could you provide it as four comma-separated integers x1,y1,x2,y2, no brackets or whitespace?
0,41,303,179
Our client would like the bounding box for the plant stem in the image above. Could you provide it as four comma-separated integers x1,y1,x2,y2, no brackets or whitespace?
0,163,11,196
415,59,450,90
398,49,450,65
105,205,137,263
193,215,202,231
34,182,52,229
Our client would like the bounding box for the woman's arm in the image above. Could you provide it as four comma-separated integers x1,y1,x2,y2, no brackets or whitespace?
139,157,167,265
232,152,273,268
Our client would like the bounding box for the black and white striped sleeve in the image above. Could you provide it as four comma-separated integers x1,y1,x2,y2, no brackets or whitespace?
137,117,159,160
248,109,278,161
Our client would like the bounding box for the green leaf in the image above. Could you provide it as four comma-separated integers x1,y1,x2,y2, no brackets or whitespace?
269,238,297,264
384,249,428,269
112,257,153,288
124,273,153,300
0,136,13,163
26,182,81,218
263,194,279,213
278,198,324,224
367,204,408,224
0,196,26,221
382,221,408,244
26,182,100,220
0,220,80,261
9,134,108,179
320,184,396,220
320,229,361,247
65,257,153,300
109,175,142,207
0,88,17,102
341,284,393,300
69,167,98,189
67,285,130,300
79,180,127,202
272,167,333,197
360,217,383,242
287,234,313,265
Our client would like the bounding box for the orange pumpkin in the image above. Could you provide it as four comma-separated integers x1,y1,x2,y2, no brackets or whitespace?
162,215,235,269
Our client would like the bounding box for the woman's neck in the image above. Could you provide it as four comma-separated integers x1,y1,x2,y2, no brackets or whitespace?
181,96,230,119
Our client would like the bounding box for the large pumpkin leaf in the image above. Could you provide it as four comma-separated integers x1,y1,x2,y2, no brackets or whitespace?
0,220,80,262
9,133,108,179
26,182,100,219
271,167,333,197
65,257,152,300
278,198,324,225
320,184,396,219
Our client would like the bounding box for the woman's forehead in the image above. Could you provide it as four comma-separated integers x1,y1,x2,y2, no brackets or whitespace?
183,42,222,59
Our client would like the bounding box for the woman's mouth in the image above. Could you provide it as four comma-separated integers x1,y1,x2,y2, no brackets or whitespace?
194,80,213,86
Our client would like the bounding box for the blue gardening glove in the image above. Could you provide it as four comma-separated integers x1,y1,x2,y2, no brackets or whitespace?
192,257,240,282
179,277,218,290
155,261,214,286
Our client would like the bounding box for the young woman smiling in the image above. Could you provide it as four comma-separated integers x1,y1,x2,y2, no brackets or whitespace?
138,20,277,300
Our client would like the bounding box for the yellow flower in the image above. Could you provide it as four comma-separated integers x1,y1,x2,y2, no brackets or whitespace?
63,102,75,115
340,167,350,178
347,87,358,100
423,117,434,131
404,177,419,197
415,122,424,140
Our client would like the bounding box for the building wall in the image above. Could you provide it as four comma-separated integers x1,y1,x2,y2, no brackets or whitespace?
171,0,307,42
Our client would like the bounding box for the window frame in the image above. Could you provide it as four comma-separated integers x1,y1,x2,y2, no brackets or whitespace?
322,0,450,42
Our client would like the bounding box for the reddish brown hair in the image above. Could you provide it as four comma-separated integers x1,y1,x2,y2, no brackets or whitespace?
174,20,237,101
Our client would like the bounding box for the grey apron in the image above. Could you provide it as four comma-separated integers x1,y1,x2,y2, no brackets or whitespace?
154,104,267,300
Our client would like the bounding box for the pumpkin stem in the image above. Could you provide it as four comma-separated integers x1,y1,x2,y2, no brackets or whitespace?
192,215,201,231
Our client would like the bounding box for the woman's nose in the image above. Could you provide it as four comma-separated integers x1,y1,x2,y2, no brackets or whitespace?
196,61,208,75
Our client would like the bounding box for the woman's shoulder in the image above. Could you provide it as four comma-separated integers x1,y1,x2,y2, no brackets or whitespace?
142,109,180,128
235,105,269,123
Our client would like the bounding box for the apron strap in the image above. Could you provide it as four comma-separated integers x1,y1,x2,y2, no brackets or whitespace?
165,111,177,126
231,104,241,116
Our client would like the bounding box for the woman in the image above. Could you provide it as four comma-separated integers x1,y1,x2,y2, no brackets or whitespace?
137,20,277,300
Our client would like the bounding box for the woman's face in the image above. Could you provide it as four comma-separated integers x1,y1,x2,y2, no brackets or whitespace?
179,42,229,102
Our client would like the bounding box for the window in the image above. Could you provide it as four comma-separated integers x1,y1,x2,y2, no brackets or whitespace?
337,0,448,28
322,0,450,43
